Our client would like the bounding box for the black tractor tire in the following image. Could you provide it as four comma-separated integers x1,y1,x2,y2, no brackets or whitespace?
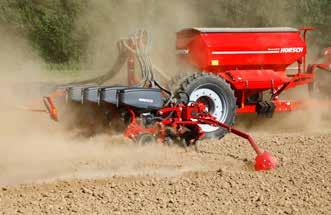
167,71,192,92
173,73,236,139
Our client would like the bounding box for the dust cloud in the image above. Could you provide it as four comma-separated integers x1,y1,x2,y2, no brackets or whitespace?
237,85,331,134
0,92,204,186
0,84,205,186
0,25,45,82
75,0,203,82
0,14,204,185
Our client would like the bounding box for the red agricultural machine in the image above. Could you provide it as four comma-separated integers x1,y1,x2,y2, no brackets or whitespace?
31,27,331,171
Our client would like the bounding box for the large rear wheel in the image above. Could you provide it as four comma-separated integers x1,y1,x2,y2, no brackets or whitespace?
174,73,236,139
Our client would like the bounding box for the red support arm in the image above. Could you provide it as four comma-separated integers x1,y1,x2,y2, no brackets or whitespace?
197,116,262,155
195,115,276,171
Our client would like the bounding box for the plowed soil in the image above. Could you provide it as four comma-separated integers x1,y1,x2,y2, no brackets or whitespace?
0,110,330,215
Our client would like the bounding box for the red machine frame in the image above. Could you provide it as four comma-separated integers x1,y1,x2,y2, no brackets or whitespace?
121,102,277,171
176,27,331,115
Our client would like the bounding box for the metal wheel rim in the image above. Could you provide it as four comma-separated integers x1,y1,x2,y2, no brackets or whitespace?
189,87,229,132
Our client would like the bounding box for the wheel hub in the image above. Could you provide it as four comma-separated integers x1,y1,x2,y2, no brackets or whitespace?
189,88,227,132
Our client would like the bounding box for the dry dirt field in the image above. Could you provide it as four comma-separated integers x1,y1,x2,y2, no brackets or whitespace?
0,108,330,215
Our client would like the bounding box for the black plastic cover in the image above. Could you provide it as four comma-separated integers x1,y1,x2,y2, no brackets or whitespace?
68,86,85,102
119,87,163,110
101,86,127,104
84,86,100,103
65,85,164,110
66,85,95,103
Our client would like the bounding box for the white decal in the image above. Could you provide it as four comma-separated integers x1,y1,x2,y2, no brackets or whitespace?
212,47,304,55
212,50,279,54
280,47,304,53
138,98,154,103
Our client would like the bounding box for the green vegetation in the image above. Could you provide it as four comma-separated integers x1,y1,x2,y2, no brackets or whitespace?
0,0,87,64
0,0,329,65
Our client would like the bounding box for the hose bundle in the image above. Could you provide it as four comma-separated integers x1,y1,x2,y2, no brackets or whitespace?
123,30,155,86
